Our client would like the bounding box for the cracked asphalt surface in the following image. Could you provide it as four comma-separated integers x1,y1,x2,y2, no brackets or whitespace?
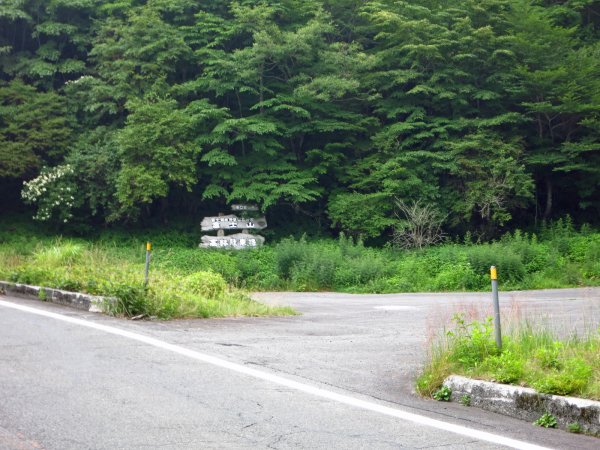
0,288,599,449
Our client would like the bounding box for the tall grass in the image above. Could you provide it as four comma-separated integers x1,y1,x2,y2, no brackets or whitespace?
0,218,598,294
259,225,599,292
417,313,600,401
0,239,294,319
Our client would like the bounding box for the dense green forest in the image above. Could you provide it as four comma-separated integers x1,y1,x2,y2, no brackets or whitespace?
1,0,599,240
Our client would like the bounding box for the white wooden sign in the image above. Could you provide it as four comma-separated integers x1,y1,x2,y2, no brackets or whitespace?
199,233,265,249
200,214,267,231
200,205,267,250
231,204,259,211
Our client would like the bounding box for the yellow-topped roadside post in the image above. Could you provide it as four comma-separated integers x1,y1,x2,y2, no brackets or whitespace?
144,242,152,287
491,265,502,351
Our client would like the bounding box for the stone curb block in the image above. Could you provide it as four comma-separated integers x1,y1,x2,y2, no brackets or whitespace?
444,375,600,436
0,281,114,313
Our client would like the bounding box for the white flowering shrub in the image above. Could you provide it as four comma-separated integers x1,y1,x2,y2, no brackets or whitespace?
63,75,96,86
21,165,78,223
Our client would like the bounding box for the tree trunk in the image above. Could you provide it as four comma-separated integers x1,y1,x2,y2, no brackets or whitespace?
543,177,552,219
160,197,169,224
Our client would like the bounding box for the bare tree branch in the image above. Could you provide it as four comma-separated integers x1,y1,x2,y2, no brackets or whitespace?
392,199,446,250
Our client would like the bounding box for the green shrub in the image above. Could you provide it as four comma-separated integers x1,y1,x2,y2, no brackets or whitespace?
183,271,227,298
432,262,479,291
506,235,549,273
290,255,338,291
273,236,397,290
433,385,452,401
460,394,471,406
534,412,557,428
338,232,368,258
534,344,562,370
0,238,292,320
234,247,279,289
480,350,524,383
109,283,153,317
531,357,593,396
582,239,600,280
447,315,499,368
9,266,49,285
274,237,310,280
155,248,241,282
53,275,84,292
334,253,390,288
415,358,450,398
466,245,526,284
392,257,433,292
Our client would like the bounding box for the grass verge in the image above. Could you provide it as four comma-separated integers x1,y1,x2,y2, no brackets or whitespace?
0,216,599,293
417,313,600,401
0,239,295,319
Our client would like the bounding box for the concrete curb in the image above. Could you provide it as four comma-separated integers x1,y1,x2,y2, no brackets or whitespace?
0,281,114,313
444,375,600,436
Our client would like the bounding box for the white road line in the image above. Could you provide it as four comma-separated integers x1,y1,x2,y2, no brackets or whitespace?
0,299,551,450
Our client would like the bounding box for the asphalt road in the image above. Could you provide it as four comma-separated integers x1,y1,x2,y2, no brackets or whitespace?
0,288,599,450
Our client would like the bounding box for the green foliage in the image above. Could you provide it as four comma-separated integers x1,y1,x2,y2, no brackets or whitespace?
480,350,525,384
567,422,582,433
534,344,563,371
109,283,151,317
433,385,452,402
21,165,79,223
415,352,451,398
530,357,593,396
114,96,224,221
275,236,311,281
466,246,526,285
0,237,293,319
154,247,241,282
62,128,119,220
272,235,394,291
534,412,557,428
1,0,597,233
328,192,395,238
234,246,278,289
459,394,471,407
418,314,600,401
446,314,499,368
432,262,479,292
0,216,598,294
183,271,227,299
0,80,71,178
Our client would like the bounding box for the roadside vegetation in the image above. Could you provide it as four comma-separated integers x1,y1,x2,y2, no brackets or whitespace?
1,217,598,301
0,225,295,319
255,220,600,293
417,314,600,401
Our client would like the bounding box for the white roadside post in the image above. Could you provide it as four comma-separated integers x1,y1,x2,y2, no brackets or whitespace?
490,265,502,351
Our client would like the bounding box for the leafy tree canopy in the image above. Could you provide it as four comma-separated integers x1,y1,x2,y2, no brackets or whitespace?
0,0,598,239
